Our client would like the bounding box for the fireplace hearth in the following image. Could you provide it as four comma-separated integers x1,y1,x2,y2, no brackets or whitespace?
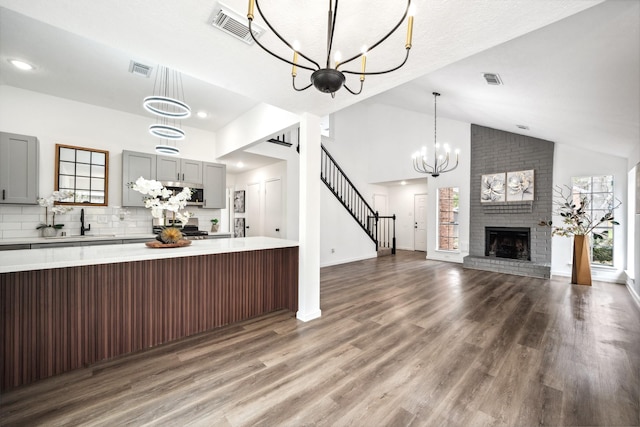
485,227,531,261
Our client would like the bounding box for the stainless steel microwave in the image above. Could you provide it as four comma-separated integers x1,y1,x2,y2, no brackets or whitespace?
161,181,204,206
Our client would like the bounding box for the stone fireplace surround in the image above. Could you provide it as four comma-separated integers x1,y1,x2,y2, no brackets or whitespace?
463,125,553,278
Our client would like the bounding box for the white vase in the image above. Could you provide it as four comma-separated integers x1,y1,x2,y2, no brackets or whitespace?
41,227,57,238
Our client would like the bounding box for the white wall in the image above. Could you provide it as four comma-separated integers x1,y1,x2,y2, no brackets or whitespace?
215,103,299,158
552,144,629,283
627,144,640,302
320,184,378,266
0,85,224,238
388,182,429,251
231,160,288,237
322,101,471,265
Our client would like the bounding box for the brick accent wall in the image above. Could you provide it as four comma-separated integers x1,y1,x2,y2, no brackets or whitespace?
463,125,554,278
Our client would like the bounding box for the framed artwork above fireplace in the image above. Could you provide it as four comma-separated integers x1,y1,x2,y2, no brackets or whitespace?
481,173,505,203
506,169,534,201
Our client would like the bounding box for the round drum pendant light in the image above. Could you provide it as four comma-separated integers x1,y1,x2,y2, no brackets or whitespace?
149,123,185,140
143,96,191,119
155,144,180,155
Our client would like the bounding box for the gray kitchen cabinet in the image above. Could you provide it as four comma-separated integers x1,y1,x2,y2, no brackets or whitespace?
156,156,179,182
122,150,156,207
157,156,202,184
202,162,226,209
0,244,30,251
30,241,83,249
0,132,39,204
30,239,123,249
181,159,202,183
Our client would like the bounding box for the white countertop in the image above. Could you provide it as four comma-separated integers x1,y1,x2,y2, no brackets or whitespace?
0,237,299,273
0,232,233,246
0,234,157,246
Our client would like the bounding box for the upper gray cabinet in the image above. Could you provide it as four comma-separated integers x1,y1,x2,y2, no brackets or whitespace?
203,162,226,209
181,159,203,184
122,150,156,207
123,150,224,208
157,156,202,184
0,132,39,204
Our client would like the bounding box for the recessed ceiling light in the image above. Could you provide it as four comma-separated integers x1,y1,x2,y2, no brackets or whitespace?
516,124,530,130
9,59,34,71
236,161,244,168
401,181,407,185
197,111,208,118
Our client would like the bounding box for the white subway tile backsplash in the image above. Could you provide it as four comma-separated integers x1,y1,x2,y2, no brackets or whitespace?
1,205,221,241
3,229,40,239
0,222,22,230
0,206,25,214
4,214,41,222
21,222,41,230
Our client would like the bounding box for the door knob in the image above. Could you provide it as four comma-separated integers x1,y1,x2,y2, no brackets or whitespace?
246,225,250,229
276,228,280,232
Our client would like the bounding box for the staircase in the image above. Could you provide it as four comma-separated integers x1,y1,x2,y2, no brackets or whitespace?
320,144,396,256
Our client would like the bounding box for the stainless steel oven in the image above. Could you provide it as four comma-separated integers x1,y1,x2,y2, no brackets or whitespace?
152,218,209,240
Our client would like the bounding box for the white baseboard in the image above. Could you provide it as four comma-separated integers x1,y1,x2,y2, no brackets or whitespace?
627,281,640,310
320,253,377,268
551,269,626,284
296,309,322,322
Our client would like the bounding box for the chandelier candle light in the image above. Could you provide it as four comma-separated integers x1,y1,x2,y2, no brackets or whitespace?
412,92,460,178
247,0,415,97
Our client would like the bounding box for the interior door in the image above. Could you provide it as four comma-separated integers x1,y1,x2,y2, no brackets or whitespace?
246,182,261,237
264,178,282,238
414,194,428,252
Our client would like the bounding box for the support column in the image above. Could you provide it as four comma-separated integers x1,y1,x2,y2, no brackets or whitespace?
297,113,322,322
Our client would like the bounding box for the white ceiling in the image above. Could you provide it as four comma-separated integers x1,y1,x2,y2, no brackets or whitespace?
0,0,638,161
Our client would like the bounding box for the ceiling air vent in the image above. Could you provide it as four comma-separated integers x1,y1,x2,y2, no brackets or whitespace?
210,2,264,45
128,61,153,78
482,72,502,85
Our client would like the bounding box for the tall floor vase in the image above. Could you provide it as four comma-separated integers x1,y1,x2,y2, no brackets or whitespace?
571,234,592,286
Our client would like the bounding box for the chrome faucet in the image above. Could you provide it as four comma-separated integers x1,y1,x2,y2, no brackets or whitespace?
80,208,91,236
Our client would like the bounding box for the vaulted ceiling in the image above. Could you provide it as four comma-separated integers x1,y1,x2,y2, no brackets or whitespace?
0,0,638,158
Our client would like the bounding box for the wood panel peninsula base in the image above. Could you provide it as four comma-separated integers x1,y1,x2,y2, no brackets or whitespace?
0,238,298,391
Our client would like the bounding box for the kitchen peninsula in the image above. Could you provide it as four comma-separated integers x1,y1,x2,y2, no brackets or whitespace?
0,237,299,391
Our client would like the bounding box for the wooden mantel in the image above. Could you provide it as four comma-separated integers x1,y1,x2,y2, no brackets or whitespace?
0,239,298,391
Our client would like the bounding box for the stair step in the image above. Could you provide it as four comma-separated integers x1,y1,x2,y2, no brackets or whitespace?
377,248,393,257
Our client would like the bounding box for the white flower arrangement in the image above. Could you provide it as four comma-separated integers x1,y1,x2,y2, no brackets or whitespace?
130,177,193,226
36,190,74,229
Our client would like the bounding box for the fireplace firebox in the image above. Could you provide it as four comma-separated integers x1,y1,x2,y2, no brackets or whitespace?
485,227,531,261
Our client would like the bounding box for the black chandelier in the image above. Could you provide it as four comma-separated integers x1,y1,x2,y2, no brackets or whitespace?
247,0,414,97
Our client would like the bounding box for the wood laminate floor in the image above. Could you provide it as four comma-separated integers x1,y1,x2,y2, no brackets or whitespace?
1,251,639,426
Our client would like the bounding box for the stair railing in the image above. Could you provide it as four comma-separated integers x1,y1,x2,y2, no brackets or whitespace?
321,144,396,254
368,214,397,254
